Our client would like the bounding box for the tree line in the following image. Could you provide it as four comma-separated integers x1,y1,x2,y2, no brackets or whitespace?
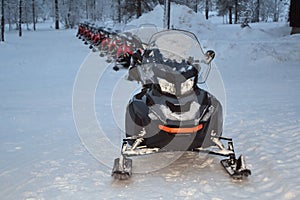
0,0,294,42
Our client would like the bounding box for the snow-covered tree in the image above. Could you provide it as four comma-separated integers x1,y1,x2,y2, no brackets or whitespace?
58,0,81,29
0,0,292,35
217,0,290,24
110,0,158,23
216,0,234,24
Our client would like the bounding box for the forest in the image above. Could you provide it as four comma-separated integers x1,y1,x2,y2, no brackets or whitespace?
0,0,293,41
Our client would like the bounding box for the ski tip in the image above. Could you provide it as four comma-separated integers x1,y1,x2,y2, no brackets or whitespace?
220,158,251,180
112,171,131,180
111,157,132,180
232,169,251,180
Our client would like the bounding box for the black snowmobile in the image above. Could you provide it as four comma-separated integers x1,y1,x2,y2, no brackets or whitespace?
112,29,251,180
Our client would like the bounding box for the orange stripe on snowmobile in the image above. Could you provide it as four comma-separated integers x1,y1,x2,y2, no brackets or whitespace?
158,124,203,134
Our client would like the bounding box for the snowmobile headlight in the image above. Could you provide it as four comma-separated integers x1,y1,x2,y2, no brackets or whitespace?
180,78,194,95
158,78,176,95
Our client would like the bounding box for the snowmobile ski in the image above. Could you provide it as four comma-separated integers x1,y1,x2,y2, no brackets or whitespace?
220,155,251,179
112,156,132,180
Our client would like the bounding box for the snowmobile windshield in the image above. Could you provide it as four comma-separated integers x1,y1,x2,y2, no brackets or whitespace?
139,30,211,94
129,24,162,46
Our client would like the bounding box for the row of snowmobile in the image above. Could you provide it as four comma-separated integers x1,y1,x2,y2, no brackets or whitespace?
76,22,144,71
76,23,252,180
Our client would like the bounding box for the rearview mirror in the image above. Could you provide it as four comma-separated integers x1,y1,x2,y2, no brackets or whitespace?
205,50,215,64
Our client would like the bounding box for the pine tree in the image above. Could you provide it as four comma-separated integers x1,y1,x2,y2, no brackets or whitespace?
216,0,234,24
290,0,300,34
164,0,170,29
253,0,260,22
205,0,209,19
55,0,59,29
32,0,35,30
194,0,198,13
234,0,238,23
18,0,22,37
1,0,4,41
137,0,142,18
117,0,121,23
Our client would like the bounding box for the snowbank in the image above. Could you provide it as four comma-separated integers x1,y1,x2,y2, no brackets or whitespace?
128,3,215,35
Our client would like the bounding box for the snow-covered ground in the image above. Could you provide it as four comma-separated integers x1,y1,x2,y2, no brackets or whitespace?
1,4,300,200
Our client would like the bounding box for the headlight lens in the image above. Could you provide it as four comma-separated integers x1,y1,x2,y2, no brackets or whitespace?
158,77,194,96
181,78,194,95
158,78,176,95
